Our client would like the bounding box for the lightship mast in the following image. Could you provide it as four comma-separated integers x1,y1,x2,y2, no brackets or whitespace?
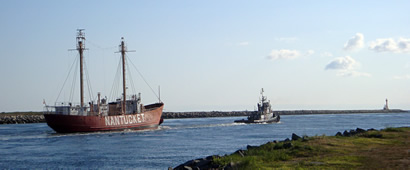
118,37,134,114
76,29,86,107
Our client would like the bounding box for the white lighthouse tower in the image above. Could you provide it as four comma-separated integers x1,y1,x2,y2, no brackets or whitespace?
383,98,389,110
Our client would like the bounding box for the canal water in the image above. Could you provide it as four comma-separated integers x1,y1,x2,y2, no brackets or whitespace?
0,112,409,169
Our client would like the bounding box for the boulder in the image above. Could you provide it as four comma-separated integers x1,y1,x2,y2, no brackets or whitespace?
173,160,195,170
335,132,343,136
356,128,365,133
291,133,301,141
205,155,217,160
183,166,192,170
343,130,351,137
173,157,217,170
349,130,357,136
194,159,211,169
246,145,257,150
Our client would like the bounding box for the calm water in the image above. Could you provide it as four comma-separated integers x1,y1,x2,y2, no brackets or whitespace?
0,113,409,169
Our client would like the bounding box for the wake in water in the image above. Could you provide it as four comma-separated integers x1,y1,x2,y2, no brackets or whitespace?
161,122,247,131
0,126,163,141
0,119,283,141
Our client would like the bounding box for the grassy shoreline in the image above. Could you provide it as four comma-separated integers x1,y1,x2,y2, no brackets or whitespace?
175,127,410,169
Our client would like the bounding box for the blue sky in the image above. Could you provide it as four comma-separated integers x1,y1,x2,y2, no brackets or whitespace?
1,0,409,112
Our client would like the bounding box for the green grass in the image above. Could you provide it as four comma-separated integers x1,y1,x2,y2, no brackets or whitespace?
383,127,405,132
213,127,410,169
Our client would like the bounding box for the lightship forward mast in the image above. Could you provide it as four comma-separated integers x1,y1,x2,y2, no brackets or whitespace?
118,37,135,114
76,29,86,108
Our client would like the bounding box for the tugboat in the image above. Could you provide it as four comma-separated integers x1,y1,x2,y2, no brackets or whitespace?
234,89,280,124
43,30,164,133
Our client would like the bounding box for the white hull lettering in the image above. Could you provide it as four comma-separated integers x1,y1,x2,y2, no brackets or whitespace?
105,117,110,126
104,114,147,126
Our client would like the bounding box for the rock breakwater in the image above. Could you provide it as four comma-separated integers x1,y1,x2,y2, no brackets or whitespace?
162,109,407,119
274,109,406,115
0,114,45,124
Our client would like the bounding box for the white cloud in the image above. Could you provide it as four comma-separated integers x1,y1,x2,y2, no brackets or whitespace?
321,52,333,57
343,33,364,51
369,37,410,53
267,49,315,61
393,75,410,80
267,49,300,60
305,50,315,57
238,41,250,46
368,38,397,52
397,38,410,52
325,56,371,77
325,56,357,70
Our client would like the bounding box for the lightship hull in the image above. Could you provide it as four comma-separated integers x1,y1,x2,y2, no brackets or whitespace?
44,103,164,133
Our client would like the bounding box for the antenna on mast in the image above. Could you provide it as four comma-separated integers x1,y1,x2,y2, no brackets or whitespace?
260,88,265,102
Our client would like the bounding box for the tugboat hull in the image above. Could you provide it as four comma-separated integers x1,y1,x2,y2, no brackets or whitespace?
44,103,163,133
234,115,280,124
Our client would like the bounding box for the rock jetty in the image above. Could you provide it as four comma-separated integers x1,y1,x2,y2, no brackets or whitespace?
274,109,406,115
162,109,407,119
0,114,45,124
